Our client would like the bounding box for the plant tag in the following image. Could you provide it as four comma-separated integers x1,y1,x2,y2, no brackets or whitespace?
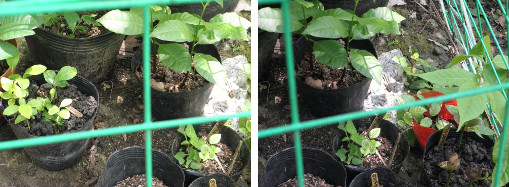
66,105,83,118
209,178,217,187
371,173,380,187
438,124,452,147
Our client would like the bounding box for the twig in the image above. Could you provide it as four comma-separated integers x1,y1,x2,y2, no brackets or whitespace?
387,132,402,169
429,0,460,56
214,157,227,173
419,19,430,33
367,115,381,135
375,149,388,167
428,39,450,51
207,121,223,141
227,140,243,176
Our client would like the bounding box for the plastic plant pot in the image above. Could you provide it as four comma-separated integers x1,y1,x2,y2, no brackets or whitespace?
258,30,279,81
24,28,124,84
349,166,408,187
332,117,410,185
4,73,99,171
170,124,250,186
189,172,236,187
260,147,347,187
96,146,185,187
131,44,217,121
292,36,375,117
169,0,239,21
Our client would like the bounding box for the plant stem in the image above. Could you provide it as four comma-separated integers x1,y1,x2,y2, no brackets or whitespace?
468,180,473,187
375,148,388,167
446,169,453,187
457,129,464,151
214,157,226,173
387,132,402,169
207,121,223,141
227,140,243,176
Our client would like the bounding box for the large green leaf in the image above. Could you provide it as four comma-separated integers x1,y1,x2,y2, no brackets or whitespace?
3,105,18,115
164,13,201,25
350,49,382,84
315,8,357,21
313,40,347,68
18,104,32,118
0,40,18,61
204,22,248,41
210,12,250,29
417,68,476,86
302,16,348,38
258,7,303,33
493,55,509,70
158,43,192,72
487,91,506,124
63,12,80,32
357,17,400,35
362,7,405,23
469,35,492,60
197,28,221,44
289,1,320,20
194,53,226,85
493,130,509,187
151,20,194,42
351,24,375,40
483,63,508,87
97,10,143,35
449,55,472,68
0,14,38,40
457,81,488,128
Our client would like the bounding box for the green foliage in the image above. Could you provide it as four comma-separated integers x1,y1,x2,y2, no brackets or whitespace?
175,125,221,170
336,120,381,165
1,65,77,132
0,14,39,71
99,4,250,86
258,1,404,85
40,12,102,38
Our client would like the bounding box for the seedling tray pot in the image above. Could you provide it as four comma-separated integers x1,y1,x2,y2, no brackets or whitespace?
189,172,236,187
132,44,217,121
349,166,408,187
332,117,410,185
96,146,185,187
24,28,124,84
5,73,99,171
168,0,239,21
260,147,347,187
170,124,250,186
293,36,375,117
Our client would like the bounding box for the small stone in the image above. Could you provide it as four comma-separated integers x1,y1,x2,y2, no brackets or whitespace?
274,96,282,104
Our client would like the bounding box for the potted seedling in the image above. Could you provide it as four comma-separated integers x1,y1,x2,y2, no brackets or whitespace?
258,0,404,116
332,117,409,185
1,65,99,170
24,11,124,84
98,1,250,120
170,123,250,186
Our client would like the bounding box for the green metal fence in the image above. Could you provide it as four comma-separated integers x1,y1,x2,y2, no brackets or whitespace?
257,0,509,186
0,0,250,187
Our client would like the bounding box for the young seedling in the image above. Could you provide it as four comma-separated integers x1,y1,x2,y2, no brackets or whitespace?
174,125,222,170
40,12,102,38
336,120,381,166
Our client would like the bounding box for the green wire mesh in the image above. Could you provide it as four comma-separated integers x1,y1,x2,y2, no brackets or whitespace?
257,0,509,186
0,1,250,187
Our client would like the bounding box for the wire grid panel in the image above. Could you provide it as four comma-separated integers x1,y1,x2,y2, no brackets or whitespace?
0,0,250,187
257,0,509,186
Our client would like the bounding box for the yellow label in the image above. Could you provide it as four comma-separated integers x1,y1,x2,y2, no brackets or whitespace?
371,173,379,187
209,178,217,187
438,124,452,147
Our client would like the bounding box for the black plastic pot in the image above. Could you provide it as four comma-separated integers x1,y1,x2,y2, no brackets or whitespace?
258,31,279,81
260,147,347,187
421,130,494,186
96,146,185,187
24,28,124,84
332,117,410,185
5,73,99,171
189,172,236,187
321,0,389,16
170,124,250,186
169,0,239,21
293,36,375,117
131,44,217,121
349,166,408,187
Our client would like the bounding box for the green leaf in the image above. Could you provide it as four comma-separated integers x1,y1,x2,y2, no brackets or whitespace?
27,99,42,108
14,115,26,124
420,117,432,127
457,82,488,128
190,162,201,169
403,128,416,146
158,43,192,72
362,7,405,23
336,148,348,162
1,77,13,92
43,70,56,85
81,15,101,26
60,99,72,108
352,157,362,165
174,151,186,165
487,91,506,124
369,128,380,139
346,120,357,135
295,0,314,7
193,53,226,85
23,65,47,78
48,105,59,115
185,125,198,139
151,20,194,42
409,106,427,114
393,56,408,67
50,88,56,101
63,12,80,32
0,41,19,61
483,63,508,87
204,22,248,41
417,68,476,86
469,35,492,60
493,55,509,70
209,12,250,30
164,13,201,25
315,8,357,21
357,17,400,35
493,131,509,187
409,79,431,90
0,15,38,40
97,10,143,35
12,85,22,98
289,1,320,20
449,55,472,68
429,103,442,116
302,16,348,38
55,66,77,82
258,7,303,33
474,124,495,137
208,134,221,144
3,105,18,115
18,104,32,118
59,109,70,119
350,49,382,85
313,40,347,68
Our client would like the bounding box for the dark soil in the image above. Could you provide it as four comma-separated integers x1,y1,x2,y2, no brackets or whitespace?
424,136,494,187
42,11,107,38
278,173,341,187
115,174,167,187
296,50,365,90
15,83,98,136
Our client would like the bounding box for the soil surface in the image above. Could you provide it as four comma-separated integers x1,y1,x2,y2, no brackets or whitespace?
278,173,341,187
42,11,107,38
424,136,494,187
115,174,167,187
